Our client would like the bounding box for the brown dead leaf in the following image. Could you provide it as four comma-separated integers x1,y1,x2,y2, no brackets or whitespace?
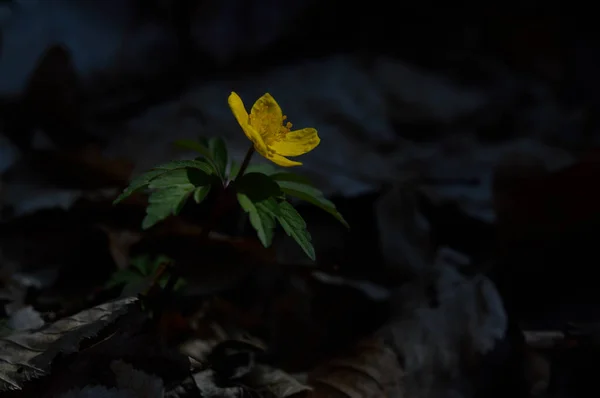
253,366,312,398
190,341,311,398
0,297,137,391
307,338,404,398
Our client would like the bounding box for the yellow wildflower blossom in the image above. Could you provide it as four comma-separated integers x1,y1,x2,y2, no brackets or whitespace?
228,92,320,167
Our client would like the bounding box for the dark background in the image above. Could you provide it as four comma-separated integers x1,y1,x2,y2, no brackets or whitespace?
0,2,599,396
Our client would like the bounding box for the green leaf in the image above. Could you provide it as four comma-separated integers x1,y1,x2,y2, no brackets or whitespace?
106,254,182,294
246,163,280,175
130,254,152,275
274,178,349,228
237,194,277,247
270,172,314,185
117,161,213,229
174,139,213,160
235,172,281,201
158,277,187,291
228,160,240,180
276,201,315,261
208,137,228,177
142,186,194,229
193,185,211,204
148,169,192,189
129,254,172,276
154,159,214,173
113,159,214,204
150,167,211,188
113,169,166,204
105,269,140,289
198,137,210,147
229,162,281,180
174,139,225,180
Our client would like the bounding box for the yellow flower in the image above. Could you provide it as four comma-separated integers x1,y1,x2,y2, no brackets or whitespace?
228,92,320,167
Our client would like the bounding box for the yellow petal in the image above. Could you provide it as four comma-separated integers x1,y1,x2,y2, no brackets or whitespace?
270,128,320,157
267,153,303,167
227,92,253,139
228,92,268,154
250,93,283,139
228,92,249,127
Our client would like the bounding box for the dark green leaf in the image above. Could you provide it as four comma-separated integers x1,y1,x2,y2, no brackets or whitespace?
113,159,214,204
198,137,210,147
237,194,277,247
130,254,152,275
174,139,225,180
154,159,213,174
209,137,228,177
146,167,210,189
193,185,211,204
246,163,280,175
235,172,281,201
158,277,186,291
174,139,213,159
106,255,180,294
148,169,194,189
255,197,280,218
228,160,240,180
276,201,315,261
113,169,166,204
105,270,140,289
230,162,281,180
142,186,194,229
276,180,349,228
187,168,213,187
271,172,314,186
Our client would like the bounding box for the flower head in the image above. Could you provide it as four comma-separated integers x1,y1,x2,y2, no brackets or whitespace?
228,92,320,167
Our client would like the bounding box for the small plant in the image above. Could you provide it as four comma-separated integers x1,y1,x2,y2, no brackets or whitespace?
106,254,185,294
113,92,348,260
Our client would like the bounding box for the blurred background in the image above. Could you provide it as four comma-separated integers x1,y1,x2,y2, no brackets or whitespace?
0,1,599,397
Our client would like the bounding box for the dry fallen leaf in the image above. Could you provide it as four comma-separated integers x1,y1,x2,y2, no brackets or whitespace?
252,365,312,398
0,297,138,391
180,321,310,398
308,338,404,398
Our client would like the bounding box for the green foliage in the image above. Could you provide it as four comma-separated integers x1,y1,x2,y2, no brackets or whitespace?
114,138,230,229
113,136,347,261
276,201,315,260
237,195,278,248
271,172,349,228
229,162,279,180
173,137,229,180
193,185,211,204
105,254,186,295
113,160,213,205
208,137,229,178
235,169,347,260
235,172,281,201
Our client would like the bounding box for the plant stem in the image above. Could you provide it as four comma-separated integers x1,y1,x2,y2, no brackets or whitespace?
234,145,255,183
150,147,259,307
199,145,254,243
